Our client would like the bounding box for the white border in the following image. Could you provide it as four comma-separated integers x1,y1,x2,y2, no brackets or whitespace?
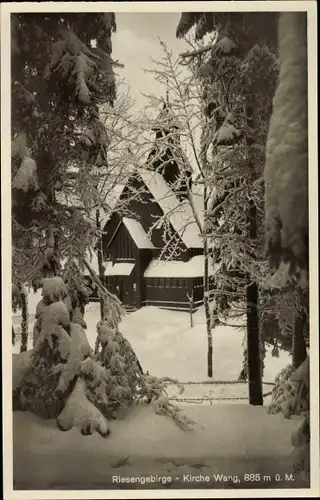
1,2,319,499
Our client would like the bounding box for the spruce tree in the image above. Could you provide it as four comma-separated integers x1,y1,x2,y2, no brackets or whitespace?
264,12,309,481
12,13,118,302
12,14,192,435
177,10,310,480
177,12,281,404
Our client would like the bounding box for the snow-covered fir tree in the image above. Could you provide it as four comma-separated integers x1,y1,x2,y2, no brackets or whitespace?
176,11,310,477
176,11,309,405
264,12,310,481
176,13,279,401
12,13,193,436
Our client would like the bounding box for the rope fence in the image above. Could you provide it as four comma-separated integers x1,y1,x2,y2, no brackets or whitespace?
167,379,275,386
167,379,275,404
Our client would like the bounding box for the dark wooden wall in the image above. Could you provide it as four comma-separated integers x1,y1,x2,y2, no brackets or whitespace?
89,273,206,311
105,275,135,305
144,276,204,310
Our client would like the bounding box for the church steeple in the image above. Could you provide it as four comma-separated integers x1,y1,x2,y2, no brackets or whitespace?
151,82,180,140
147,88,192,199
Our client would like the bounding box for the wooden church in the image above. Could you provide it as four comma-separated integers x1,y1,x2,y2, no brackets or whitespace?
90,99,214,312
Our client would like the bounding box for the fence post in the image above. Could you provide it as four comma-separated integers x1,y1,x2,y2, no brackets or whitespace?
187,292,194,328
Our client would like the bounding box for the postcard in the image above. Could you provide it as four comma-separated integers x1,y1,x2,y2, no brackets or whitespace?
1,1,319,498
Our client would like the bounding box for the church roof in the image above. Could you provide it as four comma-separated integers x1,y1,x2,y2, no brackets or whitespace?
122,217,155,249
144,255,220,278
138,169,203,249
104,262,135,276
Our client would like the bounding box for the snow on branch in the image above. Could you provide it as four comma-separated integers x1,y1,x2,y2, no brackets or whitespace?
179,43,217,59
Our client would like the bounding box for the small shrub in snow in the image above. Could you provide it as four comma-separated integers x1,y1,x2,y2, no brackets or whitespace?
291,416,310,480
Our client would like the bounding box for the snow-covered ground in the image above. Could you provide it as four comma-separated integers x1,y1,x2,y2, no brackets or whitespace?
12,291,290,404
12,293,306,492
13,405,306,491
12,291,291,405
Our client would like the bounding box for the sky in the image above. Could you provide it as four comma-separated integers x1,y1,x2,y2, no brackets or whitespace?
111,13,189,112
106,13,204,176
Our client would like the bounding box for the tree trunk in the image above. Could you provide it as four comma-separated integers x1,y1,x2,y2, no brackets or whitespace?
245,94,263,405
203,185,213,378
246,200,263,405
292,310,307,370
198,71,214,379
19,285,28,353
95,209,105,354
96,209,105,320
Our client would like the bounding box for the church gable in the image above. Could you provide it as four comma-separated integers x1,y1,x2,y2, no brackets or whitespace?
106,221,136,261
102,168,202,262
118,174,167,249
116,173,190,258
99,96,204,268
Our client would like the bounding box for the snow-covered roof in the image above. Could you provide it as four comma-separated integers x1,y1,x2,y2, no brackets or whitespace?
138,169,203,249
122,218,155,249
99,182,126,210
190,183,205,228
104,262,135,276
143,255,218,278
61,252,135,277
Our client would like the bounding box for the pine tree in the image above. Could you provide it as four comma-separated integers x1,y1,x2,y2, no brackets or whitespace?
12,283,29,352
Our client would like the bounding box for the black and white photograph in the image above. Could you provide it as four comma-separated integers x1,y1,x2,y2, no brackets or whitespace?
1,1,319,498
